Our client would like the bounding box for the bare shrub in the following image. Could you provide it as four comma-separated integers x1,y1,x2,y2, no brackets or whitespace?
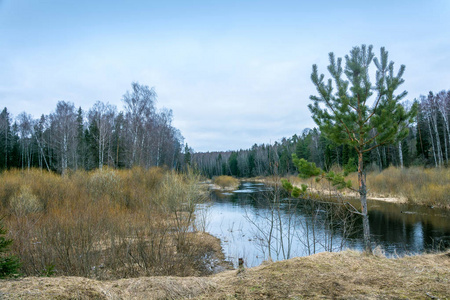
0,168,216,279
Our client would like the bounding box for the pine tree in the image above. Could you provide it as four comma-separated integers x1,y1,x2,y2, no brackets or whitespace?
184,143,191,168
0,108,11,170
0,220,20,278
228,152,239,176
308,45,417,252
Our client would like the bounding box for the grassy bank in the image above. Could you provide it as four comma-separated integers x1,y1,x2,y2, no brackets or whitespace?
0,250,448,299
285,166,450,209
353,166,450,208
0,168,225,279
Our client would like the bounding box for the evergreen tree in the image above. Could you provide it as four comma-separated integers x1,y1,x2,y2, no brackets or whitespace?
0,108,11,170
9,122,21,169
76,107,86,170
228,151,239,176
0,220,20,278
184,143,191,167
309,45,417,252
112,112,126,168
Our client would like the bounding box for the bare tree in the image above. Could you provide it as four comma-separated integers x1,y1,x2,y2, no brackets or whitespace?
50,101,78,174
88,101,117,169
421,94,444,167
437,90,450,164
17,112,35,170
122,82,157,167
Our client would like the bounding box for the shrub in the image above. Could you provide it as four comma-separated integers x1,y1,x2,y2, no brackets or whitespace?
9,185,43,216
0,168,214,279
213,175,239,189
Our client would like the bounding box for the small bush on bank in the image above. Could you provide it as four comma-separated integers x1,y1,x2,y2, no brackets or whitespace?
213,175,239,189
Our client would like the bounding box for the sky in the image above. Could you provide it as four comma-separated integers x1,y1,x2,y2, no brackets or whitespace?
0,0,449,152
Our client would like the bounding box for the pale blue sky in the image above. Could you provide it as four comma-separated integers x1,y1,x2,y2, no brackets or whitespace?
1,0,449,151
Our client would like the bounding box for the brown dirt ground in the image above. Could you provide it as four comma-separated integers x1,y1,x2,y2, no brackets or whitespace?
1,250,449,299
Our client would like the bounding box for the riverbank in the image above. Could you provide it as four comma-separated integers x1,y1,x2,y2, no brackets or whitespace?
1,250,448,299
253,176,409,205
254,166,450,209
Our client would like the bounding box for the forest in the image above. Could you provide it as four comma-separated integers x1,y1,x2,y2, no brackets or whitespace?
192,90,450,178
0,86,449,178
0,82,184,174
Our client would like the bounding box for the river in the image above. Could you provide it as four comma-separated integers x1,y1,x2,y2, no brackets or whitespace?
199,182,450,268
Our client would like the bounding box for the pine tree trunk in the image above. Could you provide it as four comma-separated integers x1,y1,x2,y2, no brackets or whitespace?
358,151,371,253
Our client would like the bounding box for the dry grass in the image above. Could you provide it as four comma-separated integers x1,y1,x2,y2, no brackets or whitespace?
0,168,223,279
346,166,450,208
282,166,450,209
205,250,450,299
213,175,239,190
0,250,448,299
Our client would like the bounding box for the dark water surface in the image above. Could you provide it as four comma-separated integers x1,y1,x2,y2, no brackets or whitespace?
200,182,450,268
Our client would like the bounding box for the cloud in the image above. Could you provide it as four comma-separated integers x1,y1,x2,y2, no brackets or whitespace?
1,1,449,152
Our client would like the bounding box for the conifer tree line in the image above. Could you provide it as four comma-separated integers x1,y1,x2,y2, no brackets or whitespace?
192,90,450,178
0,82,184,173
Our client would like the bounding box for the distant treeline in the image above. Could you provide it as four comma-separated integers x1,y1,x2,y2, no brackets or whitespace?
192,90,450,178
0,82,185,173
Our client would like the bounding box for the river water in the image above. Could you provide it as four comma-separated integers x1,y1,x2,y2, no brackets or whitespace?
200,182,450,268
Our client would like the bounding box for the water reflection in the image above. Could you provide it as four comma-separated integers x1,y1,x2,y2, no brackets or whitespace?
201,182,450,268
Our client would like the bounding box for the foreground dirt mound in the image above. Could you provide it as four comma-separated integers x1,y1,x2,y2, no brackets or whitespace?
0,276,217,300
1,250,449,299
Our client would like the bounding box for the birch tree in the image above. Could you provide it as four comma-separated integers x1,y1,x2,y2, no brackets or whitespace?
88,101,116,169
122,82,156,167
50,101,78,174
437,90,450,164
